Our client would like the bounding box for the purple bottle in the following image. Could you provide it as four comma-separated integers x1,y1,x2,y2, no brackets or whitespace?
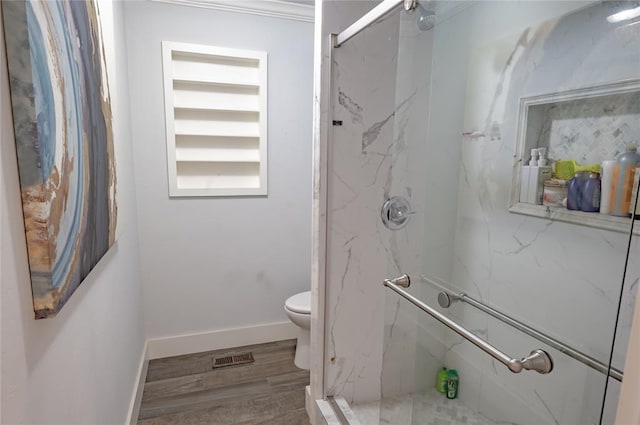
581,172,601,212
567,172,586,210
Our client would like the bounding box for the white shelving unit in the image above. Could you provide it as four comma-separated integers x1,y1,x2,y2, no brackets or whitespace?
162,42,268,197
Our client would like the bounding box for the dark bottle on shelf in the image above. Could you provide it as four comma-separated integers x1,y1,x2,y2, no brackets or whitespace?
581,172,601,213
567,172,586,211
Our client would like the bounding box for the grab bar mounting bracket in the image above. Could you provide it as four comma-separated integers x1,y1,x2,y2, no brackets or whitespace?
385,274,411,288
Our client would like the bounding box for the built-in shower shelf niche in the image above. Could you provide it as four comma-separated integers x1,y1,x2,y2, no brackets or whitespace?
509,78,640,235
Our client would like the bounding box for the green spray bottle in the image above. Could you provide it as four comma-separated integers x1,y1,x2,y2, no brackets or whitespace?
446,369,459,399
436,367,448,393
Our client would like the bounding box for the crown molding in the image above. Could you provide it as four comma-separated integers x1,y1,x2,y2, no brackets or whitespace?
151,0,314,22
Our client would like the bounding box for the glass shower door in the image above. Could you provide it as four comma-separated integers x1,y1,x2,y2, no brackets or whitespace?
377,1,640,424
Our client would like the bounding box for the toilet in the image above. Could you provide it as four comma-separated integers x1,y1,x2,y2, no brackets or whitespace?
284,291,311,370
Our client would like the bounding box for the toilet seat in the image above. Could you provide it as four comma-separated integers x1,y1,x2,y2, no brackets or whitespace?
285,291,311,314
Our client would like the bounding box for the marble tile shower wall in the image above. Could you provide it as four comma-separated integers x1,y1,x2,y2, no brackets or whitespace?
325,12,406,402
322,1,640,424
325,8,452,403
437,3,640,424
323,0,485,406
381,13,444,400
324,1,477,404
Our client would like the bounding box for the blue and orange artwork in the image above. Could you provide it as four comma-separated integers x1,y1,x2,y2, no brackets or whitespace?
2,0,117,319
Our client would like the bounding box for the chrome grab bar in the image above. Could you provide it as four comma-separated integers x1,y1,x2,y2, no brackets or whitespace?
421,275,624,382
384,275,553,375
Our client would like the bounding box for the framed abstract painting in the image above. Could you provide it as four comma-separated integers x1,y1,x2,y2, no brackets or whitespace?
2,0,117,319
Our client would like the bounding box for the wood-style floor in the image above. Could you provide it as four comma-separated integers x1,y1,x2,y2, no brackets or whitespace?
137,339,311,425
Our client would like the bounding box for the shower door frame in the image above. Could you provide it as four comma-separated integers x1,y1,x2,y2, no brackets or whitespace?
311,1,408,418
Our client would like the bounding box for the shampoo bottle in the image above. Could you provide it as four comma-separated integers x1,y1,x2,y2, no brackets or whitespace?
520,149,537,203
610,144,640,217
629,168,640,219
436,367,448,393
581,172,601,213
529,148,553,205
600,160,616,214
567,172,585,211
446,369,459,400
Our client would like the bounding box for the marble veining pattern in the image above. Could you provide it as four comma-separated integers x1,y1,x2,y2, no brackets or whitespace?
324,7,406,404
321,1,639,425
441,3,639,424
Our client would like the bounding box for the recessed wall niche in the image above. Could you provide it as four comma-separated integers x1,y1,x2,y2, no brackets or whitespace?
162,42,268,197
510,79,640,235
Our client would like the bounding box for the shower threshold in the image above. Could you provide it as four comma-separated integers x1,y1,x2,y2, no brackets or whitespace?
347,389,497,425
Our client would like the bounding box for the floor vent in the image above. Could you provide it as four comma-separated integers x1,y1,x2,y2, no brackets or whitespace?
212,352,255,369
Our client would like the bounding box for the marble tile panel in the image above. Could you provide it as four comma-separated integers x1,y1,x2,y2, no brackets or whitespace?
324,9,402,404
440,3,639,423
321,1,639,423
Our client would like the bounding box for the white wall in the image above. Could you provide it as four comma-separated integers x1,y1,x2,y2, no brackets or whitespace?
123,2,314,340
1,1,145,424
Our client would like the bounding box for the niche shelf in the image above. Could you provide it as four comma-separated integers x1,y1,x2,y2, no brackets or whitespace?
509,78,640,235
162,42,268,197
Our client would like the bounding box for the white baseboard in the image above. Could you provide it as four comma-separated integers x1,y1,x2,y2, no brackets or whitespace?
306,385,314,424
146,321,298,359
126,341,149,425
306,385,328,425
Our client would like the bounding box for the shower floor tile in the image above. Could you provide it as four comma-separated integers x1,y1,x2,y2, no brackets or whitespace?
351,389,497,425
